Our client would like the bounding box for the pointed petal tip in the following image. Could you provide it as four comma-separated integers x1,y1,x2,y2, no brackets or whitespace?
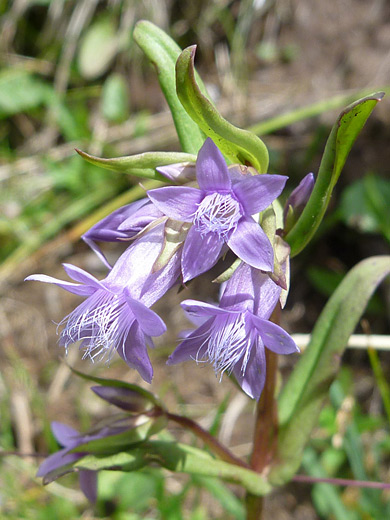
196,138,231,191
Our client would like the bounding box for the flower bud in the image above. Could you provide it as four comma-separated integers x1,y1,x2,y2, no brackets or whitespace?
284,173,315,233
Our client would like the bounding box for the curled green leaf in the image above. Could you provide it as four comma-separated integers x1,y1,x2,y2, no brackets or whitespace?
285,92,384,257
176,46,269,172
76,148,196,181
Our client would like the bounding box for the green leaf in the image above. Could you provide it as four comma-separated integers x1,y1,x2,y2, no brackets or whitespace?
339,174,390,241
302,448,358,520
76,148,196,181
0,69,53,118
270,255,390,485
192,476,245,519
98,470,163,513
176,46,269,172
101,73,130,123
75,441,272,496
285,92,384,257
133,21,205,154
77,17,118,80
363,174,390,241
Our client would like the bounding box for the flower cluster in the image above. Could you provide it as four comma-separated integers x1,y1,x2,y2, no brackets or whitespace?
27,138,311,399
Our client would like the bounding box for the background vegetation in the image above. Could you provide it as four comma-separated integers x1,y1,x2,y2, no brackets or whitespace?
0,0,389,518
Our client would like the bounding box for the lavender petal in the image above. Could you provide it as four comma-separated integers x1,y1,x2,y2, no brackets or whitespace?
233,340,266,400
227,217,274,271
118,201,163,232
51,422,80,447
37,449,81,478
147,186,202,221
182,227,224,282
251,316,299,355
83,199,148,242
119,322,153,383
24,274,96,297
233,174,288,215
196,138,231,191
125,292,166,336
181,299,229,317
79,470,98,503
251,269,282,319
62,264,105,290
167,320,211,365
219,262,255,312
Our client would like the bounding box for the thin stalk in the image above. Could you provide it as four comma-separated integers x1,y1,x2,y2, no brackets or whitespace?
293,474,390,489
166,412,249,468
245,305,281,519
250,349,279,471
249,86,390,136
367,347,390,424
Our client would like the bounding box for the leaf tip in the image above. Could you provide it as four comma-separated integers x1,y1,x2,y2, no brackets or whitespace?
75,148,91,161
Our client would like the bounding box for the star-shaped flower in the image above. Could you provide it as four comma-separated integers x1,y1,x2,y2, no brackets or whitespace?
168,263,299,399
148,138,288,281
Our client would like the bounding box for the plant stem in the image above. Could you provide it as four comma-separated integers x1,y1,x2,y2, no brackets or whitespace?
245,493,264,520
245,305,280,519
250,348,279,471
166,412,249,468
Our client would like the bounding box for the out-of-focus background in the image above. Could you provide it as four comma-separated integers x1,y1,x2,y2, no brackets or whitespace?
0,1,389,518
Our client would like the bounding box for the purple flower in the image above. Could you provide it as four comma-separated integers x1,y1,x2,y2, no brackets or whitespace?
37,422,97,502
26,224,180,382
82,198,163,268
168,263,298,400
148,138,288,281
38,384,162,497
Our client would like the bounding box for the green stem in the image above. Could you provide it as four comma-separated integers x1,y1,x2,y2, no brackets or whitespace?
367,347,390,424
245,493,264,520
249,86,390,136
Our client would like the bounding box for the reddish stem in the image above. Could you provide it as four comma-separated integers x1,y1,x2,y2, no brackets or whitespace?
166,412,250,468
245,304,281,519
250,349,279,471
250,305,280,472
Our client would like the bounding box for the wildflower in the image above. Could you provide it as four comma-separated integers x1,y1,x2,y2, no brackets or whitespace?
148,138,288,281
26,224,180,382
38,384,165,498
82,198,163,268
37,422,97,502
168,263,298,400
